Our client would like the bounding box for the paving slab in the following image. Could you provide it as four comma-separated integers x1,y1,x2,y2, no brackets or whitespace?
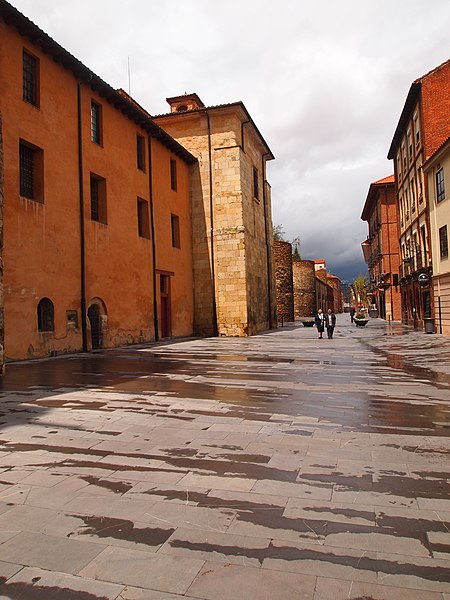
79,546,204,593
0,566,124,599
186,561,316,600
0,531,104,574
313,576,444,599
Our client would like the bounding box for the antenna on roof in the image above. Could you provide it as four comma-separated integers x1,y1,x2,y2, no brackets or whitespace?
127,56,132,97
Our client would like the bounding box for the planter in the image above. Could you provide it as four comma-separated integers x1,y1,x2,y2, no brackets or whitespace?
424,317,435,334
302,320,315,327
354,319,369,327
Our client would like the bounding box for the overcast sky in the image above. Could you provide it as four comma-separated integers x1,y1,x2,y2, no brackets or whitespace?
10,0,450,281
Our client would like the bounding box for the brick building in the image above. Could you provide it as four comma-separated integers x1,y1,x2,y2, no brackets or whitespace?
361,174,401,321
326,273,345,314
153,94,276,337
0,1,194,361
273,240,294,323
388,59,450,329
315,268,335,311
424,137,450,334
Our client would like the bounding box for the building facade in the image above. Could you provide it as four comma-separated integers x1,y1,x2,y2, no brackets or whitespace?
424,137,450,334
153,94,276,337
0,0,196,360
388,59,450,330
361,175,401,321
326,273,345,314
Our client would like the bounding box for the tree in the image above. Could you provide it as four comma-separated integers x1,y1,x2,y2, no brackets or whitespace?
273,224,285,241
352,274,369,307
292,236,301,261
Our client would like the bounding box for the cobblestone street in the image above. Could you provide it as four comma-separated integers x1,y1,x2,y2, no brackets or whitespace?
0,315,449,599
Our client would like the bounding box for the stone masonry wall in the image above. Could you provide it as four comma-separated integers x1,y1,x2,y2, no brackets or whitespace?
240,131,274,334
293,260,316,317
274,241,294,322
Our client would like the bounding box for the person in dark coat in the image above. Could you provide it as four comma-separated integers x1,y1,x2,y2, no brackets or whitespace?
314,308,325,339
325,308,336,339
350,305,356,323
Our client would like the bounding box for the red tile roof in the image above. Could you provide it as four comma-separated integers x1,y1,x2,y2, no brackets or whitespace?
372,174,395,185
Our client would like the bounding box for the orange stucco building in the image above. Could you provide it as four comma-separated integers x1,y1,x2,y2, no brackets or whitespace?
0,1,196,360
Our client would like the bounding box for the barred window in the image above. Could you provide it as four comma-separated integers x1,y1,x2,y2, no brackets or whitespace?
91,101,102,144
23,50,38,106
19,141,43,202
90,174,107,223
20,143,34,198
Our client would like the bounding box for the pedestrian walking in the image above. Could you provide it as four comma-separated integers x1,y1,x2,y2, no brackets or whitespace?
314,308,325,339
325,308,336,339
350,305,356,323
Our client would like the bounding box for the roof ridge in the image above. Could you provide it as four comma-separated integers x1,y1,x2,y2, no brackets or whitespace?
414,57,450,83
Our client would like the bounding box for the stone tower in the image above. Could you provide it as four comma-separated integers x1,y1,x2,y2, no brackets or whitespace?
293,260,316,318
153,94,277,336
273,240,294,322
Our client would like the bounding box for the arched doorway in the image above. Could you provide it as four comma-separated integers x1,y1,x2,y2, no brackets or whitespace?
87,298,107,350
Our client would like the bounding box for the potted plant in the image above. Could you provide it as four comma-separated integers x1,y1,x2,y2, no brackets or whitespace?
354,312,369,326
301,318,315,327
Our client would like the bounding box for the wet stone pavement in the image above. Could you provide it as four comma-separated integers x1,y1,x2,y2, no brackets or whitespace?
0,315,449,599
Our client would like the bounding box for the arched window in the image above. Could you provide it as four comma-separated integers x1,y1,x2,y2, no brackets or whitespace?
37,298,54,332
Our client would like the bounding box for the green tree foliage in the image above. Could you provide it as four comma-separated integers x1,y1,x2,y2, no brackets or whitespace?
292,236,301,261
352,274,369,306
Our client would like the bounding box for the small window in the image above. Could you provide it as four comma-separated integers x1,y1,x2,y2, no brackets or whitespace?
171,214,180,248
22,49,39,106
37,298,54,332
407,128,412,160
170,158,177,191
19,140,43,202
137,198,150,238
414,112,420,144
411,179,416,212
90,174,107,223
439,225,448,260
253,166,259,200
436,168,445,202
420,225,427,257
91,101,102,144
66,310,78,328
137,134,145,171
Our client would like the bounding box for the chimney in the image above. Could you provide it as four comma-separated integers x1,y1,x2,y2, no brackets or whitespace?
166,93,205,113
